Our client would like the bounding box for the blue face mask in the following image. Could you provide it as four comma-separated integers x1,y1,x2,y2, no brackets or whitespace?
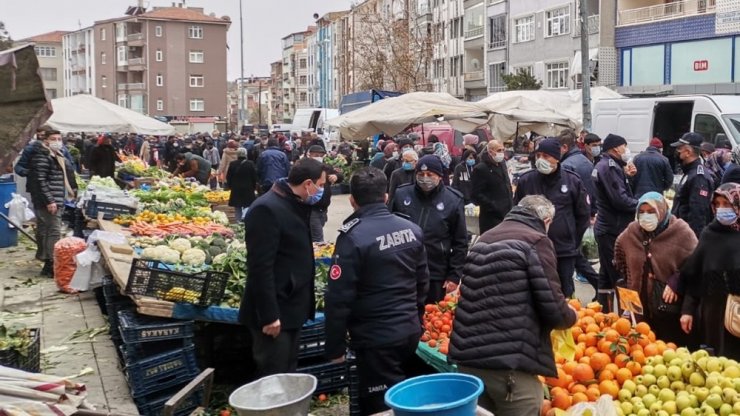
402,162,414,171
306,183,324,205
466,159,475,167
716,207,738,226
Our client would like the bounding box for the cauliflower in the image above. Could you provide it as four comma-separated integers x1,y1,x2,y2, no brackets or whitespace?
168,238,192,253
141,246,181,264
181,248,207,266
211,211,229,225
212,253,227,264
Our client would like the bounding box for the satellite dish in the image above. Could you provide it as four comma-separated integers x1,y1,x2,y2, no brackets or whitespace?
313,13,319,20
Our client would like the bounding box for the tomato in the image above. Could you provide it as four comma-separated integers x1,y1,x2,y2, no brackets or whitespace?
318,393,328,402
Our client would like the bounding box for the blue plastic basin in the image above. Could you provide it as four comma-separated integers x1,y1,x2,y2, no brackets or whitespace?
385,373,484,416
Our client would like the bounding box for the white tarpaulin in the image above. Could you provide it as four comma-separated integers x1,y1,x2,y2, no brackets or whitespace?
47,94,175,135
324,92,486,139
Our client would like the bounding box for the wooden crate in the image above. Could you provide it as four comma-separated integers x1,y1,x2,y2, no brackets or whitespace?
211,205,236,223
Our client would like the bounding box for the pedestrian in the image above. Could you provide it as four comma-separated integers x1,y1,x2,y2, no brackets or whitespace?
632,137,674,198
583,133,602,165
325,167,429,415
139,137,151,165
88,135,120,178
218,140,239,182
164,136,179,171
471,140,513,233
173,152,212,185
593,134,638,311
449,195,577,416
722,148,740,185
383,138,412,179
680,183,740,360
671,132,714,238
451,149,476,204
704,147,731,186
388,149,417,202
239,158,326,377
515,138,591,298
337,138,354,162
614,192,698,347
202,141,221,172
390,155,467,303
27,128,78,276
369,140,388,169
256,137,291,194
374,142,398,172
462,134,479,154
306,145,343,242
226,147,258,219
15,127,48,191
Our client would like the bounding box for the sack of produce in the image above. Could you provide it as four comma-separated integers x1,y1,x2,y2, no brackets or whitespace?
53,237,87,293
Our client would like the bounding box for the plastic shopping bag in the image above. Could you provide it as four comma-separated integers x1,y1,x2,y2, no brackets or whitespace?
551,328,576,362
4,193,33,229
564,395,618,416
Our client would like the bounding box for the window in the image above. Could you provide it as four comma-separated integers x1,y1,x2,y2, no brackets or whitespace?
299,75,307,85
118,94,129,108
155,25,162,37
100,28,106,41
35,46,56,57
188,25,203,39
156,49,163,62
45,89,57,99
300,59,307,69
489,14,506,49
156,74,163,86
489,62,506,92
117,45,127,66
300,92,307,102
546,62,569,89
545,6,570,37
39,68,57,81
695,114,727,144
514,15,534,43
189,51,204,63
156,99,164,111
101,75,107,88
101,52,106,64
190,99,204,112
116,23,126,41
515,65,534,76
189,75,204,87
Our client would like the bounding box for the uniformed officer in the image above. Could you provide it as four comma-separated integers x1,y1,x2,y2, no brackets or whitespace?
390,155,467,304
325,167,429,416
671,132,714,238
593,134,638,311
514,137,591,298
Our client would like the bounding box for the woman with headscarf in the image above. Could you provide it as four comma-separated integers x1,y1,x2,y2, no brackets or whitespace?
679,183,740,359
433,142,452,185
614,192,698,346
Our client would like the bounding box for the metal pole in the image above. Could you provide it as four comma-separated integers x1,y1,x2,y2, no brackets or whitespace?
239,0,246,130
580,0,592,131
258,81,262,125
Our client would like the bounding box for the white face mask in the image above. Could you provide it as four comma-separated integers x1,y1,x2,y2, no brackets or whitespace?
493,152,505,163
48,141,63,151
535,158,554,175
312,156,324,163
638,213,659,232
621,147,632,162
392,151,399,158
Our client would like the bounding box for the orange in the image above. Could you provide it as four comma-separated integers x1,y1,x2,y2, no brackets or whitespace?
585,323,600,334
599,340,613,355
643,343,659,357
604,363,619,374
569,383,587,394
578,356,591,365
590,352,611,372
584,333,598,347
635,321,651,335
545,368,570,389
666,341,678,350
647,330,656,342
562,361,578,376
574,345,584,361
584,308,596,317
551,391,572,410
613,318,632,336
604,329,620,342
631,350,646,365
629,343,644,355
569,299,582,310
585,387,600,402
615,368,633,385
549,386,567,398
598,369,615,382
572,392,588,405
581,316,596,327
594,312,606,325
599,380,620,398
554,352,566,364
615,354,631,368
584,346,598,357
540,399,552,416
587,301,603,312
571,326,584,339
572,363,595,383
626,361,642,376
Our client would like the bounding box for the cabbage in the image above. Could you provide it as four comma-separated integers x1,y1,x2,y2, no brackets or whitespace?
181,248,207,266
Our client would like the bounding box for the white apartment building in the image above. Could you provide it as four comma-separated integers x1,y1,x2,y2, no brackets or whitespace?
62,28,96,97
16,31,68,99
429,0,465,98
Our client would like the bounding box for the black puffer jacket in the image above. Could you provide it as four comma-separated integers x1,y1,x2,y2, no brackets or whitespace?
28,145,77,208
449,207,577,377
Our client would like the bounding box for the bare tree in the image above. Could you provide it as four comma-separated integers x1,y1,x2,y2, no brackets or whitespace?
0,22,12,51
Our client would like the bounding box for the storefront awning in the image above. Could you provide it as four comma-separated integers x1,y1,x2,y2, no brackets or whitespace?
570,48,599,77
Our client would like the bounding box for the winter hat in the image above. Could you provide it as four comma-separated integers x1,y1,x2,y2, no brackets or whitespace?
463,134,479,146
602,134,628,152
650,137,663,149
536,138,562,161
308,145,326,154
416,155,444,177
700,142,716,154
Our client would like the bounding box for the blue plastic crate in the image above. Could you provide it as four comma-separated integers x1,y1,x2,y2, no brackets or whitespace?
298,320,325,360
118,310,194,344
125,345,200,398
134,385,203,416
120,337,194,364
106,300,135,336
297,359,352,395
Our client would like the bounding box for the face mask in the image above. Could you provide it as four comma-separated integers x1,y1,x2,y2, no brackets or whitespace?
306,182,324,205
392,151,399,158
48,141,63,151
638,213,659,232
493,152,505,163
465,159,475,167
402,162,414,171
416,176,439,192
621,147,632,162
590,146,601,157
535,158,553,175
312,156,324,163
716,207,738,226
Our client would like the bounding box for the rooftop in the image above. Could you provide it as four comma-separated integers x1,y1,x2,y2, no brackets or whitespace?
18,30,69,43
94,6,230,25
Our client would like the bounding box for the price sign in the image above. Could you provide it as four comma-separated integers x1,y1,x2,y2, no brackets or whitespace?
617,287,644,315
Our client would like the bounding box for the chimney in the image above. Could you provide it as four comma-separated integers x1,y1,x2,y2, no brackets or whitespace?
171,2,175,6
177,3,182,8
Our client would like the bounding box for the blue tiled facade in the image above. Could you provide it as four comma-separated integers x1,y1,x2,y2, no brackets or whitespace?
615,14,717,49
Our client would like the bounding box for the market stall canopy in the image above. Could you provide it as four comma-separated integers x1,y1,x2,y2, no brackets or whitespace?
324,92,486,139
0,44,52,171
47,94,175,135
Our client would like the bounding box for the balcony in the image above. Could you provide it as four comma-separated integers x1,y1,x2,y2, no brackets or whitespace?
488,39,506,49
574,14,600,36
127,32,145,46
117,82,146,91
465,25,484,39
464,71,484,81
488,85,506,93
128,57,145,71
618,0,716,26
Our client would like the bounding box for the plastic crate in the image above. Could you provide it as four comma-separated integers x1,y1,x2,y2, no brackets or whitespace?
120,337,194,364
125,259,228,306
125,345,200,398
298,320,325,360
84,195,136,220
102,276,124,301
106,299,135,336
118,310,194,344
348,361,360,416
135,385,202,416
0,328,40,373
297,359,352,395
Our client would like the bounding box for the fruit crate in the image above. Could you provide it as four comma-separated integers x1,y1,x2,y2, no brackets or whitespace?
135,385,202,416
102,276,124,301
297,358,355,395
106,298,135,336
298,319,325,360
84,195,137,220
125,345,200,398
0,328,40,373
125,259,228,306
117,310,194,344
120,338,194,364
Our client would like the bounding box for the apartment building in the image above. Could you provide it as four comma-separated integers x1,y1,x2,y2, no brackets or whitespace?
428,0,465,97
616,0,740,94
281,28,314,123
62,28,96,97
17,31,68,99
486,0,508,93
463,0,487,100
312,11,349,109
270,60,284,124
93,4,230,117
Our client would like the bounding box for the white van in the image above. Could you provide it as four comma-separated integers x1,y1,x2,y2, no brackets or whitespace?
592,95,740,151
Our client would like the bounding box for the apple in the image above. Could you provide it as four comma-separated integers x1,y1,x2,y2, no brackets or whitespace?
683,362,697,379
642,393,658,408
669,365,684,382
643,374,658,387
672,358,686,367
672,381,687,393
700,404,717,415
623,379,637,393
697,356,710,371
719,377,734,389
690,349,708,361
709,385,724,396
706,375,721,389
690,372,706,387
721,365,739,378
654,364,668,378
643,365,655,375
721,387,736,404
662,400,678,414
705,393,723,410
637,408,651,416
636,384,649,397
621,399,634,415
680,407,697,416
657,375,671,389
659,388,676,402
689,394,699,408
615,406,626,416
718,403,732,416
734,401,740,414
654,411,669,416
618,388,632,401
707,358,723,374
695,387,710,402
677,395,692,411
649,401,663,415
652,355,665,366
663,349,678,362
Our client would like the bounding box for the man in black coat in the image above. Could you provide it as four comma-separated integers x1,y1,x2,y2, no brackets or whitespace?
390,155,467,304
306,145,344,242
632,137,674,198
89,135,121,178
671,132,714,238
226,148,258,219
471,140,513,233
239,158,326,377
514,138,591,298
325,167,429,415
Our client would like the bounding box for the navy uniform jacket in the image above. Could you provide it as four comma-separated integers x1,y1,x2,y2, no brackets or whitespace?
390,183,467,283
561,147,598,216
632,146,674,198
672,159,714,238
324,203,429,358
593,153,638,236
514,167,591,257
